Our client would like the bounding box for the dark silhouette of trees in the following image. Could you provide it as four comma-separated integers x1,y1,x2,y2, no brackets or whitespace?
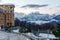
40,23,55,30
14,18,56,34
14,18,20,26
52,23,60,40
19,21,30,33
27,22,55,31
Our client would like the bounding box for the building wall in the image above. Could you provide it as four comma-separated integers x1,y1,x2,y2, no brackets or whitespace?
5,13,14,26
0,12,5,26
0,5,15,26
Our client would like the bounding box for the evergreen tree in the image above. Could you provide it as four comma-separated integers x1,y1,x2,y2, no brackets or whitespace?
19,21,29,33
52,23,60,40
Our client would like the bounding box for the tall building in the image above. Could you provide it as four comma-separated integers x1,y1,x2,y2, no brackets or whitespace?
0,4,15,26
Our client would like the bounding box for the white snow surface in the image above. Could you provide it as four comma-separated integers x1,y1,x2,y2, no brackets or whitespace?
12,29,19,33
39,33,56,39
26,33,57,39
0,31,30,40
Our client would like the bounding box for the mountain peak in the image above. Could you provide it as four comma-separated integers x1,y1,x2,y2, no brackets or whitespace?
21,12,52,21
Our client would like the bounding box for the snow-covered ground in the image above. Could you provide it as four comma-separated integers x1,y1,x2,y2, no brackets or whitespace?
39,33,56,39
12,28,57,40
0,30,57,40
12,29,19,33
0,31,30,40
25,33,57,40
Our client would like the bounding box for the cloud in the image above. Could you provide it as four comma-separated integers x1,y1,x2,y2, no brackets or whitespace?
57,5,60,8
21,4,48,8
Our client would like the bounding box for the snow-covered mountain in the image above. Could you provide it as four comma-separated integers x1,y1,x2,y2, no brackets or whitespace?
53,15,60,20
14,12,60,21
14,12,25,20
27,19,58,25
14,12,60,25
21,12,53,21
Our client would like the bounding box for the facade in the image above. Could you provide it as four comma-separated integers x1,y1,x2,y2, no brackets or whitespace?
0,4,15,26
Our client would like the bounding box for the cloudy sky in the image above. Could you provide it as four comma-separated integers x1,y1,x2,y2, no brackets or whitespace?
0,0,60,15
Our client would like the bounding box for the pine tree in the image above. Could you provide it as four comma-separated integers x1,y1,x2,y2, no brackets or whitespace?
52,23,60,40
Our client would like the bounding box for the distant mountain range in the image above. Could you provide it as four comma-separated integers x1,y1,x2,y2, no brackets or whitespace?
14,12,60,25
53,15,60,20
14,12,60,21
14,12,25,20
21,12,53,21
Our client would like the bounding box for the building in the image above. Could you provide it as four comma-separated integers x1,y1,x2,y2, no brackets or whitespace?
0,4,15,26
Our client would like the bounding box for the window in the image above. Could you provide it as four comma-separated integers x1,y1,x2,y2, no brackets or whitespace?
3,6,5,8
4,10,7,13
7,23,12,26
10,7,12,9
10,10,12,13
7,23,10,26
5,11,6,12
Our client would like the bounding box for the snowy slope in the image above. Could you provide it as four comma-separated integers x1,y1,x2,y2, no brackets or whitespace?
14,12,25,20
22,12,53,21
53,15,60,20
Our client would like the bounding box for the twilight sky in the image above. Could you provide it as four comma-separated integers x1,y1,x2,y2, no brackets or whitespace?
0,0,60,15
